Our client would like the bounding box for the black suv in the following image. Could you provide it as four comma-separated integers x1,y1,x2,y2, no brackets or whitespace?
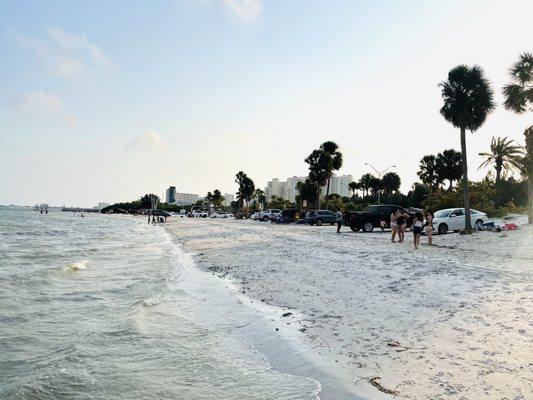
344,205,415,232
272,209,300,223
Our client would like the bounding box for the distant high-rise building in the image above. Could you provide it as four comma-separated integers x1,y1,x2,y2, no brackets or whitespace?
174,192,199,206
265,174,353,203
265,176,306,202
223,193,234,207
165,186,176,203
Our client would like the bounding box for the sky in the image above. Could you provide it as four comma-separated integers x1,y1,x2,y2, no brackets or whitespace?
0,0,532,207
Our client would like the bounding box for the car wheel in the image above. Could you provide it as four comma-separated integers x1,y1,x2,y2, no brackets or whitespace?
362,222,373,232
316,219,323,226
350,225,360,232
475,219,484,230
438,223,448,235
262,216,269,222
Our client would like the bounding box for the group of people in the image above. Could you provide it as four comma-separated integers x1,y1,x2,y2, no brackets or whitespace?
390,209,433,249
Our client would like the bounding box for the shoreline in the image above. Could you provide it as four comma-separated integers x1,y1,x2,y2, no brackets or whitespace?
163,222,371,399
165,216,532,399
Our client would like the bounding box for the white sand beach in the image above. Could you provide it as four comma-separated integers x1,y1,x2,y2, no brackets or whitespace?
166,217,532,400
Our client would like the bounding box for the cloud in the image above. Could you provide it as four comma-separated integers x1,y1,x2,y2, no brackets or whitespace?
7,92,77,126
10,92,63,114
221,0,263,22
126,131,165,152
11,27,114,78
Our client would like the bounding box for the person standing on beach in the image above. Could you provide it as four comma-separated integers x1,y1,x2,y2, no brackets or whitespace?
425,211,434,245
336,211,343,233
396,210,408,242
148,213,151,224
412,212,424,249
391,210,399,242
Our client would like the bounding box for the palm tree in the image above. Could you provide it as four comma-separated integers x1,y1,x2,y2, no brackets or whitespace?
417,155,442,190
254,188,266,210
478,137,524,206
235,171,255,211
358,173,374,198
503,53,533,224
320,141,343,208
348,181,359,202
305,148,331,209
440,65,495,233
436,149,462,190
296,179,319,209
503,52,533,113
381,172,401,199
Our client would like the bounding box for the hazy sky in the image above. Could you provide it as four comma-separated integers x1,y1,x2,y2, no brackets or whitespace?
1,0,531,207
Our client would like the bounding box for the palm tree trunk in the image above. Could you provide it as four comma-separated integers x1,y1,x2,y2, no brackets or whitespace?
325,178,331,208
495,163,502,207
317,186,321,209
527,179,533,224
460,127,472,234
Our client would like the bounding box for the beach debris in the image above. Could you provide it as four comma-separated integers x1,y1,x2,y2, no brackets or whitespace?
387,340,401,347
369,376,398,395
282,312,292,317
275,327,279,331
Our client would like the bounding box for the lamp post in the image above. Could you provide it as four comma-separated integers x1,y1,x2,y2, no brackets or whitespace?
364,163,396,204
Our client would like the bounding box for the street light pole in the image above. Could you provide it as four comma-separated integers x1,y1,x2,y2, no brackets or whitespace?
364,163,396,204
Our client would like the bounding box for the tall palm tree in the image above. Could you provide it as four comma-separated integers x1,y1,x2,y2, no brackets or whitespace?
478,137,524,206
321,141,343,208
503,53,533,224
381,172,401,198
436,149,462,191
503,52,533,113
417,155,442,190
440,65,495,233
358,173,374,198
305,149,330,209
348,181,359,202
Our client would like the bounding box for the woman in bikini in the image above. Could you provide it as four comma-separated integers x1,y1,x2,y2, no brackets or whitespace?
396,210,408,243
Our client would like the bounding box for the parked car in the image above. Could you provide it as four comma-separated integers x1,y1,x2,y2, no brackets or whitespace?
256,209,282,222
272,209,300,224
344,205,415,232
249,212,259,220
151,210,172,217
191,210,209,218
432,208,488,234
304,210,339,226
210,211,232,218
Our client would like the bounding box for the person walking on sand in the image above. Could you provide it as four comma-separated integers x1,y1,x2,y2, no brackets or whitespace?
425,210,434,245
336,210,343,233
412,212,424,249
396,210,408,243
390,209,399,242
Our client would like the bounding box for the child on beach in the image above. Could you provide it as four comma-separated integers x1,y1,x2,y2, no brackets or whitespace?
390,210,398,242
412,212,424,249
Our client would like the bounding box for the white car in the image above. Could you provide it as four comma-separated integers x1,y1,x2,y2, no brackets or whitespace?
432,208,488,234
191,210,208,218
256,209,282,222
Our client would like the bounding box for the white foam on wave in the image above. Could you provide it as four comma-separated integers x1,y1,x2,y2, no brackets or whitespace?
64,260,88,272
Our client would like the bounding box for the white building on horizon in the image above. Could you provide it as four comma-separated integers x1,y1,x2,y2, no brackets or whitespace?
174,192,200,206
223,193,234,207
265,174,354,203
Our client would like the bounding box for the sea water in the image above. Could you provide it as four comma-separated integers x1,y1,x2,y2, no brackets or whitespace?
0,209,320,399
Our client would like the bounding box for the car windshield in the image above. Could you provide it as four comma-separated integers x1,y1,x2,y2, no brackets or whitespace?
366,206,381,212
434,210,450,218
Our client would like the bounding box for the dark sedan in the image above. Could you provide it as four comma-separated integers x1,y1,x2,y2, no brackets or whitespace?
304,210,339,226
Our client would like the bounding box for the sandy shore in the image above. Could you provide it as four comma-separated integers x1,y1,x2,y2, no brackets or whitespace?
165,217,532,399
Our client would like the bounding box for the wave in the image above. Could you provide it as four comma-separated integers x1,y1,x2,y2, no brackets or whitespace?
64,260,88,272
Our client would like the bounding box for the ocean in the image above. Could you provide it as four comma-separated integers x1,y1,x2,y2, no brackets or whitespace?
0,209,321,399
